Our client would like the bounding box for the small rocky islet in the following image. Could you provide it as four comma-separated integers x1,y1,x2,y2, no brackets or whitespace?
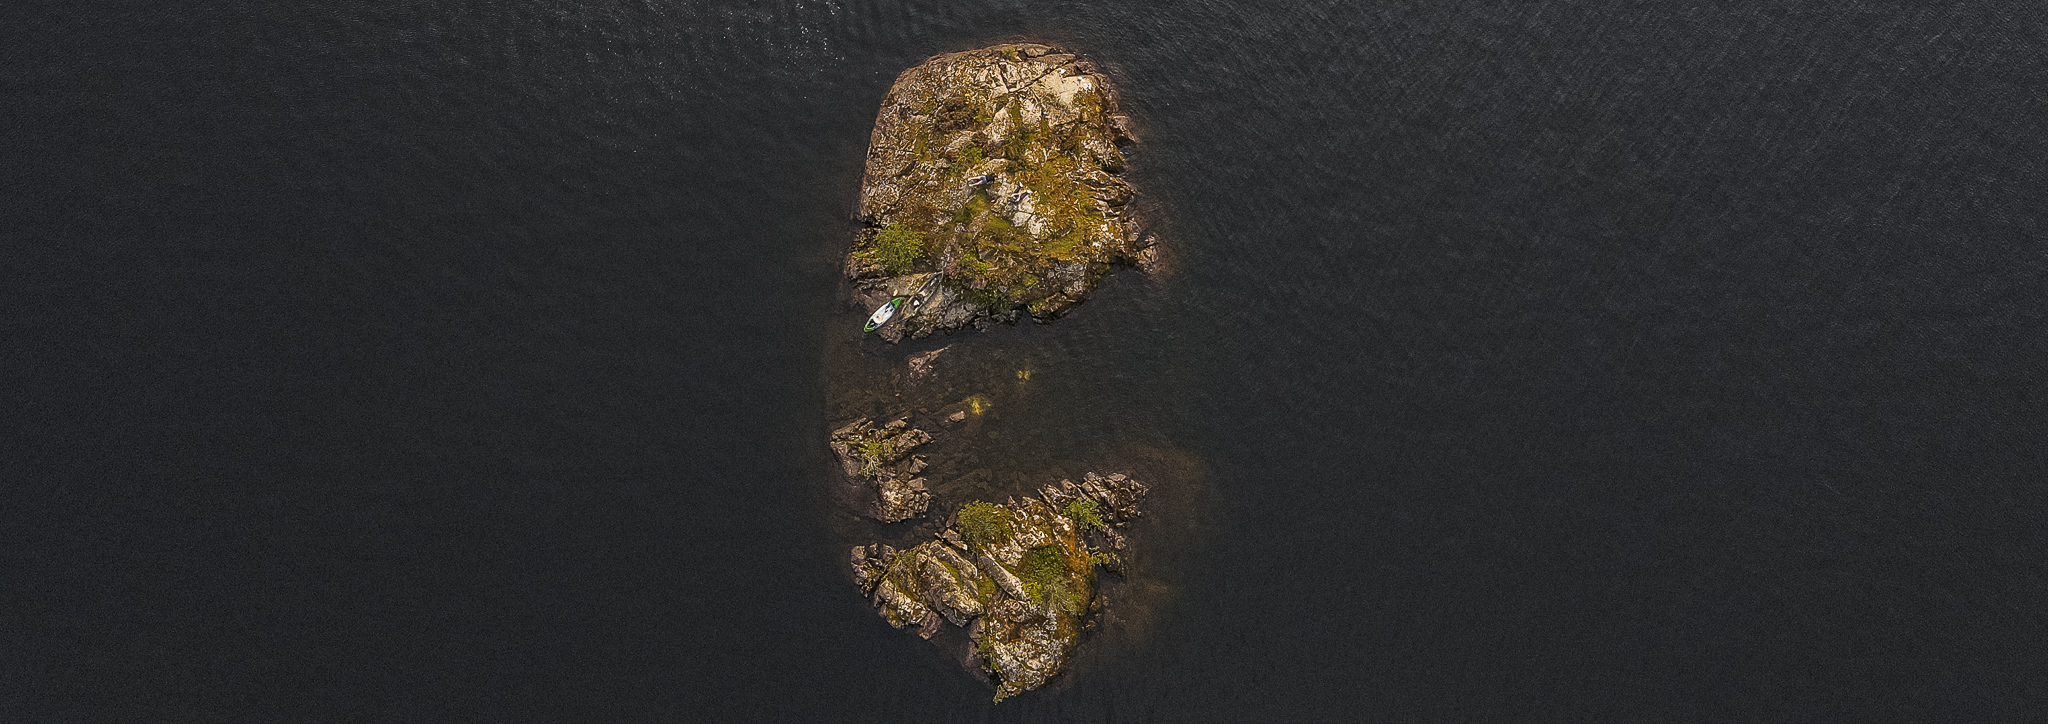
850,473,1148,701
828,418,933,523
831,44,1157,702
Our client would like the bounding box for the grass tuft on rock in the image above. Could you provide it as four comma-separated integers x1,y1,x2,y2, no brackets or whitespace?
1063,499,1105,530
957,501,1014,549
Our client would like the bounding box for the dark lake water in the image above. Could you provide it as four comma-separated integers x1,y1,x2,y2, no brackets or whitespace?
10,1,2047,720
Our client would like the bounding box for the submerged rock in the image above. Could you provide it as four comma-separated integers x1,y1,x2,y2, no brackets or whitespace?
849,43,1151,341
828,418,933,522
907,345,949,380
851,472,1149,701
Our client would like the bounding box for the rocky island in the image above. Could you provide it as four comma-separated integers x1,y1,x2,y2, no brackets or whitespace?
848,43,1152,342
852,473,1148,701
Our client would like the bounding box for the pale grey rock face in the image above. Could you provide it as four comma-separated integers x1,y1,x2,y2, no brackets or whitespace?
850,472,1149,701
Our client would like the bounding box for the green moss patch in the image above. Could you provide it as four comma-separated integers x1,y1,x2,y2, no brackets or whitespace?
1016,546,1063,600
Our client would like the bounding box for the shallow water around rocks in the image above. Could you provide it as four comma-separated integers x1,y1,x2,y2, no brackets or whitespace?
821,242,1219,690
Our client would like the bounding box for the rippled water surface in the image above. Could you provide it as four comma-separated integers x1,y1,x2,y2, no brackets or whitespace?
11,0,2047,720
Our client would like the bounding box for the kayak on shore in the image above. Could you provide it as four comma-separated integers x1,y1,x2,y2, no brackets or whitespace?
864,297,903,332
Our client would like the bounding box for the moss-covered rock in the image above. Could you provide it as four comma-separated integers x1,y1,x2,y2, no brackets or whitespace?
850,44,1148,341
850,472,1149,701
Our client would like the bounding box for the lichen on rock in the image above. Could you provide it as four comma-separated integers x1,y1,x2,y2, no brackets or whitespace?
851,472,1149,701
828,418,933,522
849,43,1150,341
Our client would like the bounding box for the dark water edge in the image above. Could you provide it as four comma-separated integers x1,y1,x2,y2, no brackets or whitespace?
9,0,2048,721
